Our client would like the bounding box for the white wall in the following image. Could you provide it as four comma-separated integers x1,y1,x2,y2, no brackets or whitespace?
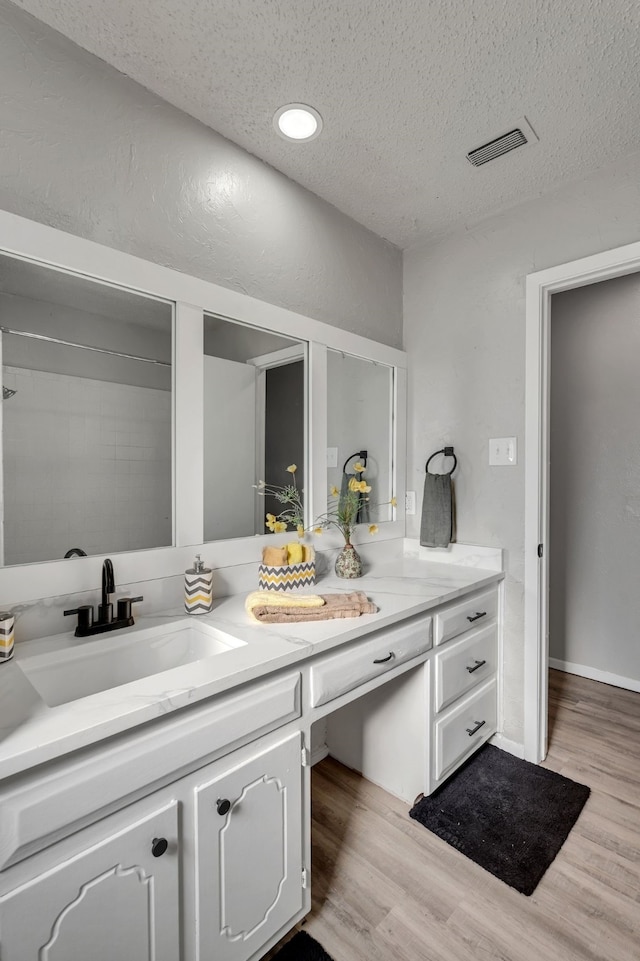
549,274,640,686
0,2,402,349
403,147,640,744
2,365,171,564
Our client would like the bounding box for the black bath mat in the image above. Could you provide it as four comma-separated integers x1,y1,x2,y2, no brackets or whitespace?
271,931,335,961
409,744,590,895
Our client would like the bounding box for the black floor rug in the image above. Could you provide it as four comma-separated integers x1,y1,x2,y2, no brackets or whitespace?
409,744,590,896
271,931,335,961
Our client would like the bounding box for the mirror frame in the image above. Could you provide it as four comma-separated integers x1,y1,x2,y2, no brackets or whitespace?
0,209,407,604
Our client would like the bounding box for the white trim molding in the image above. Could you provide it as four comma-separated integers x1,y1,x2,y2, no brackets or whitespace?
549,659,640,695
524,237,640,762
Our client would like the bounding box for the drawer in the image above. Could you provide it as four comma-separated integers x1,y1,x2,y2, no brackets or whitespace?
434,622,497,711
433,678,497,781
309,615,432,709
434,586,498,646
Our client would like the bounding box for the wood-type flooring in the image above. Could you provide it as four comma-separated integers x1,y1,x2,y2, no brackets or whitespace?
266,669,640,961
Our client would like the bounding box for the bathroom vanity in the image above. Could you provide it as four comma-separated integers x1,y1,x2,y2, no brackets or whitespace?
0,559,502,961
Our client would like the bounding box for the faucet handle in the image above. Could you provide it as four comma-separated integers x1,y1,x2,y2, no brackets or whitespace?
116,596,144,622
63,605,94,634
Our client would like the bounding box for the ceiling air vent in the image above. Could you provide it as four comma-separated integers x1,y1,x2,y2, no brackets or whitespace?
467,127,528,167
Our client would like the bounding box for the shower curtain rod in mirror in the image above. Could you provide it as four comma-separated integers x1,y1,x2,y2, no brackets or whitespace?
0,326,171,366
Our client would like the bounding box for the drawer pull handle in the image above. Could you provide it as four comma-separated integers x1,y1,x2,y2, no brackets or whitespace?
466,719,486,736
216,798,231,816
466,659,487,674
373,652,395,664
467,611,487,623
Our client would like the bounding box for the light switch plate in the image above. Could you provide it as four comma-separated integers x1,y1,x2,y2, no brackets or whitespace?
326,447,338,468
405,491,416,515
489,437,517,466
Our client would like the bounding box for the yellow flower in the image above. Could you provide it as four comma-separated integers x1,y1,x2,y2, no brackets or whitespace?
353,462,366,473
266,513,276,523
330,485,339,497
314,526,324,536
349,479,371,494
286,464,297,474
369,524,379,535
297,525,305,538
390,496,397,507
273,521,287,533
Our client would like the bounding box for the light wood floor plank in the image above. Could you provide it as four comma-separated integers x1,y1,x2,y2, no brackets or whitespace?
265,669,640,961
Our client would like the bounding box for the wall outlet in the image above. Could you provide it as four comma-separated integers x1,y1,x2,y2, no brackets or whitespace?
405,490,416,515
489,437,517,466
326,447,338,468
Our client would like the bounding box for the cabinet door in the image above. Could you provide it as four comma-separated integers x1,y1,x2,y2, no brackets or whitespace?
194,733,303,961
0,801,179,961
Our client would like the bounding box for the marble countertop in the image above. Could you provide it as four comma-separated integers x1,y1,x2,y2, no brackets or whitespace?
0,556,503,782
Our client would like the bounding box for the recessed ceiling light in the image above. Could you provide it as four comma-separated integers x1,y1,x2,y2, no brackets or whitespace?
273,103,323,142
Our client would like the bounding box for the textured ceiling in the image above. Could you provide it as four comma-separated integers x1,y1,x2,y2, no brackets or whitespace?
9,0,640,248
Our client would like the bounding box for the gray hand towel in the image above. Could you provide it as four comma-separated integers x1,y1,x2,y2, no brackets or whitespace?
340,473,370,524
420,472,452,548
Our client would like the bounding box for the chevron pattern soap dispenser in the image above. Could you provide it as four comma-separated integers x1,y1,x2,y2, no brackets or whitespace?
184,554,213,614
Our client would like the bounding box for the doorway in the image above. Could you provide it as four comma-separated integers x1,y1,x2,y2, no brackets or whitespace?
524,238,640,763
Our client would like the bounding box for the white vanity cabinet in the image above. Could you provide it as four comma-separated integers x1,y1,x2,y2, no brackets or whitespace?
193,733,304,961
430,586,499,788
323,584,501,801
0,573,503,960
0,676,307,961
0,796,180,961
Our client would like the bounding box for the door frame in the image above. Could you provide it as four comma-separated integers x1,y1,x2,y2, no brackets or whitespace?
524,237,640,763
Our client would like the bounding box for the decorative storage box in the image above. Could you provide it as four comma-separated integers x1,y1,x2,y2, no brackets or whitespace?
0,612,15,662
258,558,316,592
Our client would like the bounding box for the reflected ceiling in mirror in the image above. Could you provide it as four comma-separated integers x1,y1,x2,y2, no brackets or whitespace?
327,350,393,524
0,253,173,566
203,314,306,541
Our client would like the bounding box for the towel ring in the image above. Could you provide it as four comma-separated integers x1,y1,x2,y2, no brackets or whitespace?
342,449,368,473
426,446,457,476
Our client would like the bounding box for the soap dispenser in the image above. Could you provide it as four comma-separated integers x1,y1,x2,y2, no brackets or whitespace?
184,554,213,614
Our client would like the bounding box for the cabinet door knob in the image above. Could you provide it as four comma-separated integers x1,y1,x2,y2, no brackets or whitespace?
151,837,169,857
216,798,231,816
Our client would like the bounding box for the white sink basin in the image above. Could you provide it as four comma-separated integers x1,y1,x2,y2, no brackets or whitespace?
16,618,247,707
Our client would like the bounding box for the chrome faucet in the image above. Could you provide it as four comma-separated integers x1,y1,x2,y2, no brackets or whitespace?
64,558,143,637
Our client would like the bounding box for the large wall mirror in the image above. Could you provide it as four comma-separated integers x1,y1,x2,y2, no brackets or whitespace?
327,350,393,524
0,210,406,603
203,314,306,541
0,253,173,566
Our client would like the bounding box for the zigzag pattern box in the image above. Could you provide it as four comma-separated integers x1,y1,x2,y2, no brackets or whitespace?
258,560,316,592
0,612,15,662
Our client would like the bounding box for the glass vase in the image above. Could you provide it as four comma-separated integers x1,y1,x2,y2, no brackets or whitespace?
335,542,363,578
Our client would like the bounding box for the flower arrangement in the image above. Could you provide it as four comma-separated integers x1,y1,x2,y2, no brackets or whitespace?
255,462,396,545
256,464,305,536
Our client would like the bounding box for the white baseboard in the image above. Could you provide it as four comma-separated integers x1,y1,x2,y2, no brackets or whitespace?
490,733,525,759
310,744,330,767
549,658,640,694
